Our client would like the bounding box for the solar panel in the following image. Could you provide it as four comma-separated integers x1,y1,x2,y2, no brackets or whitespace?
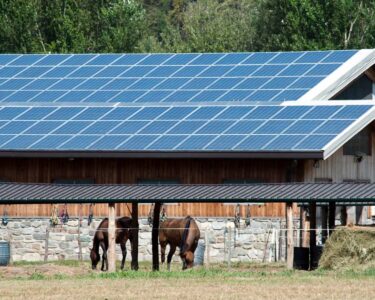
0,104,372,152
0,51,357,104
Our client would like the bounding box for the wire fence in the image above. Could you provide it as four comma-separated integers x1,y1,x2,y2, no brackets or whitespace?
0,216,343,267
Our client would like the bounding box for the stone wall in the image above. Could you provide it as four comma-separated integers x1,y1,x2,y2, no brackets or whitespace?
0,217,295,264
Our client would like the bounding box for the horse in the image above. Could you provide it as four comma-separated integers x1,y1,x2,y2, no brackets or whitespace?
90,217,133,271
159,216,200,270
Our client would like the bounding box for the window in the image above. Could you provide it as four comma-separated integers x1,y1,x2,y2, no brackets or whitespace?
223,179,264,206
343,127,371,156
332,74,373,100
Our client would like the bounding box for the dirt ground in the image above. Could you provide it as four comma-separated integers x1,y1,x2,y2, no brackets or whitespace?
0,262,374,300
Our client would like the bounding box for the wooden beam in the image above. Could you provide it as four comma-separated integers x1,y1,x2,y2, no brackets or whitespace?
152,202,161,271
108,203,116,272
131,203,139,271
321,205,328,243
328,202,336,237
309,202,317,270
286,202,294,270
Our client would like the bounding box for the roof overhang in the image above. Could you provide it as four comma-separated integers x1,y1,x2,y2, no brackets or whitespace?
1,182,375,204
298,49,375,102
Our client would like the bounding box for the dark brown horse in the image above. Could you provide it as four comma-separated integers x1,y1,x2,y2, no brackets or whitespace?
159,216,200,270
90,217,133,271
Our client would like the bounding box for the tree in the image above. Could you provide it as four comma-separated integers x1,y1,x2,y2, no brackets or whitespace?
254,0,375,51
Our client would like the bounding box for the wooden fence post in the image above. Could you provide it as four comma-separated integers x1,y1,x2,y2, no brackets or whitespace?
131,202,139,271
286,202,294,270
152,202,161,271
108,203,116,272
44,227,49,262
309,202,317,270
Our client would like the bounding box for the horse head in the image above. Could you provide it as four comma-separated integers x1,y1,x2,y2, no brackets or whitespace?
90,247,100,270
180,250,194,270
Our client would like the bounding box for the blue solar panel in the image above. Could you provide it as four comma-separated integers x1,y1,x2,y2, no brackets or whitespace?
136,91,173,103
0,104,371,153
86,54,121,66
82,121,119,134
29,91,66,102
130,107,168,120
197,121,233,134
111,121,148,134
295,135,336,150
225,120,263,134
264,135,305,150
89,135,129,150
25,121,64,134
56,91,93,102
46,107,85,120
15,67,50,78
102,107,140,120
147,135,186,150
59,135,99,150
235,135,275,150
74,107,112,120
30,135,70,149
176,135,216,150
158,107,196,120
117,135,157,150
60,55,96,65
0,67,24,77
168,121,205,134
322,50,356,63
255,120,293,134
0,55,20,65
268,52,303,64
112,54,147,65
314,120,354,134
54,121,91,134
140,121,176,134
205,135,245,150
0,51,358,104
5,91,40,102
190,90,226,102
2,135,42,149
34,55,69,66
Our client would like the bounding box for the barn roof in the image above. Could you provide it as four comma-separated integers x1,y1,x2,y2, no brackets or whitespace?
0,50,374,159
1,182,375,204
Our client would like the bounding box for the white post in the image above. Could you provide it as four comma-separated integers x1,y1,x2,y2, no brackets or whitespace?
286,202,294,270
108,203,116,272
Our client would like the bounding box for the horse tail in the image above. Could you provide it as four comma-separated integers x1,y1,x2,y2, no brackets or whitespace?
180,216,192,254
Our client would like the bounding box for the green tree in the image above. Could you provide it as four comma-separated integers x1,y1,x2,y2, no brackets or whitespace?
255,0,375,51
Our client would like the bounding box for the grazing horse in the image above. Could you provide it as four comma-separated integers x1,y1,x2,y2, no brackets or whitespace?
159,216,200,270
90,217,133,271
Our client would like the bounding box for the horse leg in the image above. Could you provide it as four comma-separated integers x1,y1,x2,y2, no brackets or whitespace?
100,242,107,271
160,241,167,265
120,242,126,270
167,245,176,272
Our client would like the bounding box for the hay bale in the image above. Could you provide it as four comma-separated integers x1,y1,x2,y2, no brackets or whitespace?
319,227,375,270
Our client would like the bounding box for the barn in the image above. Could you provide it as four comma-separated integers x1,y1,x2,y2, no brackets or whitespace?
0,50,374,269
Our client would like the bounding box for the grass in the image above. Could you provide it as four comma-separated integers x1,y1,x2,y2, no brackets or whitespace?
1,261,375,299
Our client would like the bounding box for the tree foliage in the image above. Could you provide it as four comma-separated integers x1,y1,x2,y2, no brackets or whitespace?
0,0,374,53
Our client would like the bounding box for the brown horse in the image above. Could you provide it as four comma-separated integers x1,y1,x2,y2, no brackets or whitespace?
90,217,133,271
159,216,200,270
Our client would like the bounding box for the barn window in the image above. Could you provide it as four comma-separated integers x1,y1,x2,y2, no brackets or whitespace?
343,127,371,156
332,73,374,100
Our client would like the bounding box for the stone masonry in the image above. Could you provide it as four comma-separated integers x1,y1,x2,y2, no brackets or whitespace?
0,217,296,264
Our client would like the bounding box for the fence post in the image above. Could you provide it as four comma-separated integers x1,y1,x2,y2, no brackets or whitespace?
205,230,210,267
152,202,161,271
131,202,139,270
309,202,317,270
44,227,49,262
227,227,232,269
286,202,294,270
108,203,116,272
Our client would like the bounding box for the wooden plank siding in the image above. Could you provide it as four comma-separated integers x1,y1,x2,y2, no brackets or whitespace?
0,157,303,218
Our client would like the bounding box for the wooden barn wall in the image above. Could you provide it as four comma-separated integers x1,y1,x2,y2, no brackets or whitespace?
0,157,302,218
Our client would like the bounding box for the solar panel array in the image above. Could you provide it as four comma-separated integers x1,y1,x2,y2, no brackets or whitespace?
0,51,357,104
0,104,370,152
